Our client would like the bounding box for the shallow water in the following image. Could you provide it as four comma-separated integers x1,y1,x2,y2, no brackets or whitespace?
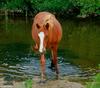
0,16,100,82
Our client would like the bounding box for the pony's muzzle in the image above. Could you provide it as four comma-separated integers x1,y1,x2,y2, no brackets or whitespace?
39,48,46,54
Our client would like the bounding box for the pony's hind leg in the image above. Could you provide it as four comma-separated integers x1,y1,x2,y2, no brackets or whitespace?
49,59,56,71
51,45,59,79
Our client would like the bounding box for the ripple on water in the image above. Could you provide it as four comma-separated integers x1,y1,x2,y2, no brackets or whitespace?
0,56,98,82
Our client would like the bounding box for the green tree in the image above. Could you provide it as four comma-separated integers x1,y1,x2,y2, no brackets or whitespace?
72,0,100,17
0,0,100,17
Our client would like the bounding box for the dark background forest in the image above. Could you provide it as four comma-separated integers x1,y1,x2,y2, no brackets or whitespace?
0,0,100,18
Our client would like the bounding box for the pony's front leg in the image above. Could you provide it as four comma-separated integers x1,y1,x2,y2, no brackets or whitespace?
32,44,38,51
40,54,46,81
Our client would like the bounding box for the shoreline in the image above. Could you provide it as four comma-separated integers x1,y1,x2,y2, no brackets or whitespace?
0,76,85,88
0,9,100,19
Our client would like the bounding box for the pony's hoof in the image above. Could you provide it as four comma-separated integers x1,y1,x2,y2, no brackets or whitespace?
38,79,47,84
48,66,56,72
56,74,60,80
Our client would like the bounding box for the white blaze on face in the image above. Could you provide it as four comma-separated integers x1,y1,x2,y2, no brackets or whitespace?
38,32,45,53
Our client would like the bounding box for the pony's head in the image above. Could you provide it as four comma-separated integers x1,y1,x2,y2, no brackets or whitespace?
34,14,54,53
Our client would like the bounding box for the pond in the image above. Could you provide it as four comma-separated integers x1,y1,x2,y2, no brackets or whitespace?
0,15,100,83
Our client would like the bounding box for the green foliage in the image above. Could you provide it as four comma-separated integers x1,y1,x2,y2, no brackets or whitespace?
86,65,100,88
25,79,33,88
30,0,72,15
72,0,100,17
0,0,100,17
5,0,24,10
0,0,7,8
86,74,100,88
0,0,25,10
37,0,70,11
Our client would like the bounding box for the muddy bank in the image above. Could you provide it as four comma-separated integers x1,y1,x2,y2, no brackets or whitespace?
0,76,85,88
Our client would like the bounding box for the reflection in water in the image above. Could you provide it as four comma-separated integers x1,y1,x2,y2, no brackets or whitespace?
0,16,100,82
60,18,100,67
0,43,31,65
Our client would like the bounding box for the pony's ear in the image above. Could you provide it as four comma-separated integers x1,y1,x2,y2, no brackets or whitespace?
45,23,49,30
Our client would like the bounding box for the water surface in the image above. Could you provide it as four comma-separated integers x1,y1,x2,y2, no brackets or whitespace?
0,16,100,82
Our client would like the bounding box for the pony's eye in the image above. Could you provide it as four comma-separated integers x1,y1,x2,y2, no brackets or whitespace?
36,24,40,29
45,23,49,30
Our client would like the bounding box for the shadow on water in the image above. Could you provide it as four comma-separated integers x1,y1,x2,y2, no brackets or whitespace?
0,43,31,65
0,16,100,83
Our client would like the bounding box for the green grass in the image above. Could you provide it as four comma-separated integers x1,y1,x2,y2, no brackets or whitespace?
25,79,33,88
86,65,100,88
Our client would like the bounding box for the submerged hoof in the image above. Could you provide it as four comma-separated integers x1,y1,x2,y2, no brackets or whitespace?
48,66,56,72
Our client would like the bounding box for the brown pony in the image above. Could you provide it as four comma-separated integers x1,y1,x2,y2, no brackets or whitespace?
32,12,62,80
